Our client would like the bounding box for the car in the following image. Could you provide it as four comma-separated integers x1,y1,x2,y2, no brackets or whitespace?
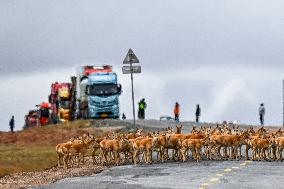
159,115,175,121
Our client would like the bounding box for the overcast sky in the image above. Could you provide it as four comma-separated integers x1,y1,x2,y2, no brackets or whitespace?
0,0,284,130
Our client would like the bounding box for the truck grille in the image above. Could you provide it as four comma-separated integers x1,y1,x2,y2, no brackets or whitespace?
91,99,117,107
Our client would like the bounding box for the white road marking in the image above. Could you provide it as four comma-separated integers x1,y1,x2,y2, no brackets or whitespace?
224,168,232,172
201,183,210,186
210,177,220,182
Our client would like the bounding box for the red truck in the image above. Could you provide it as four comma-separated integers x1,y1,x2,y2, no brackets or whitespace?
48,77,77,123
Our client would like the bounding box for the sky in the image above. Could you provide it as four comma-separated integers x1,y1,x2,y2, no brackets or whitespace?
0,0,284,130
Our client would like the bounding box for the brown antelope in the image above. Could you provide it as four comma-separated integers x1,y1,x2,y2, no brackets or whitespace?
55,125,284,168
91,139,102,164
151,132,167,162
209,131,250,160
68,134,95,167
100,137,131,165
176,125,183,134
245,127,267,160
275,136,284,161
126,128,143,139
56,137,76,168
180,136,210,162
191,126,198,134
132,133,159,165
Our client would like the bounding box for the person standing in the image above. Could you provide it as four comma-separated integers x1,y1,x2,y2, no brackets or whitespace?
259,103,265,125
9,116,15,132
122,113,126,120
138,98,147,119
174,102,180,122
195,104,201,123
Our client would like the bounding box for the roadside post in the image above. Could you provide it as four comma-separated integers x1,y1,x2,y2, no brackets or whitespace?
122,49,141,127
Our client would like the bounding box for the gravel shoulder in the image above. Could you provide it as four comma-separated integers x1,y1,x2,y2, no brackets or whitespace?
0,158,105,189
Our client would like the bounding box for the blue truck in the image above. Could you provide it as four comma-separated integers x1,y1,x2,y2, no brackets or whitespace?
76,65,122,119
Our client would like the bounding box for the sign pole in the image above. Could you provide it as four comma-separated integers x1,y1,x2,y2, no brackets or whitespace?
122,48,140,128
130,61,136,127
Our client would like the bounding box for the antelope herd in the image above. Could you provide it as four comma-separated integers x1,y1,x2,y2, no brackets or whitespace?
55,124,284,169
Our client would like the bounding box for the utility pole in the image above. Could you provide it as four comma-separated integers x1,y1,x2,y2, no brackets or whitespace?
122,49,141,127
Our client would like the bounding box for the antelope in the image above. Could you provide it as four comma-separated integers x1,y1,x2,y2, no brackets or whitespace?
132,133,159,165
126,128,143,139
275,137,284,161
100,137,131,165
176,125,183,134
68,134,95,167
55,137,76,168
180,136,210,162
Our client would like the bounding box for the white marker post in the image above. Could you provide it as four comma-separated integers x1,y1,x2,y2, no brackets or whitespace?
122,49,141,127
283,79,284,126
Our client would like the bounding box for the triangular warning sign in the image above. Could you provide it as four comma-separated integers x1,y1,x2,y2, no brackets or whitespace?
123,49,140,64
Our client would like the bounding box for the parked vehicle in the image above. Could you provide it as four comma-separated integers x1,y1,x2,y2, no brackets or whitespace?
76,65,122,119
49,79,77,123
159,115,175,122
24,110,38,128
24,65,121,127
38,102,50,126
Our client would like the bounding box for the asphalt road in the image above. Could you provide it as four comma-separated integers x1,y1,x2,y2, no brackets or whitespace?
35,160,284,189
34,120,284,189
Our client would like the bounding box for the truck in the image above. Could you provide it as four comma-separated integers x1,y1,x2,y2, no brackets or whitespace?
24,110,38,128
48,77,77,123
57,83,71,122
24,102,51,128
76,65,122,119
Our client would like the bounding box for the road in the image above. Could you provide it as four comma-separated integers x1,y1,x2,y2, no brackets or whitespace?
34,120,284,189
35,160,284,189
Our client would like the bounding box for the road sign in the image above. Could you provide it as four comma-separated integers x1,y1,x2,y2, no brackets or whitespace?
122,65,141,74
122,48,141,128
123,49,140,64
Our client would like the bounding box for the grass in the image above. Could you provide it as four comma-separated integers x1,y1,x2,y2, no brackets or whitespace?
0,145,56,177
0,119,122,178
0,120,92,178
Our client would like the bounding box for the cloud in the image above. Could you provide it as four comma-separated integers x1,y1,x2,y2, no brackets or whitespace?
1,0,284,78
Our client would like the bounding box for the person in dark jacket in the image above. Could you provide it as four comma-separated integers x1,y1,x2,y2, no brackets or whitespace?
138,98,147,119
195,104,201,123
9,116,15,132
122,113,126,120
259,103,265,126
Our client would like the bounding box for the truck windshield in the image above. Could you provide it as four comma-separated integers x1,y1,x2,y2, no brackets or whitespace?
89,84,119,96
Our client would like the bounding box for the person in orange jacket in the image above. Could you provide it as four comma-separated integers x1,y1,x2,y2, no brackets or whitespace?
174,102,180,122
